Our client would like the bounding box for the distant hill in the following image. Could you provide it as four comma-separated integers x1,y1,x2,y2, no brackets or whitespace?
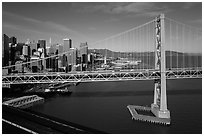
89,49,202,58
88,49,202,68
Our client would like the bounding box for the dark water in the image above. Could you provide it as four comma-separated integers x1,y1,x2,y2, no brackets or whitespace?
30,79,202,134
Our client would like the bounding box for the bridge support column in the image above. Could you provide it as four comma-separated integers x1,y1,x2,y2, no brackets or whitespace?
127,14,171,125
151,14,170,119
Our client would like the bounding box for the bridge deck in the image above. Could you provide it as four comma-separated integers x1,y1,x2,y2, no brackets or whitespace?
2,69,202,85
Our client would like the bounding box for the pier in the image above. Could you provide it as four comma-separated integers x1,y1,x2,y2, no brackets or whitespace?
3,95,44,109
127,105,170,125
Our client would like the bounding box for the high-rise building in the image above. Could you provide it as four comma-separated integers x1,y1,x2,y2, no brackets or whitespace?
30,56,42,73
2,34,10,67
63,38,72,52
38,40,46,56
15,60,23,73
16,43,24,55
56,44,63,54
46,45,58,70
47,45,56,56
9,36,17,44
79,42,88,71
23,45,31,57
56,44,64,68
67,48,77,67
38,48,46,70
88,53,94,64
7,36,17,65
79,42,88,57
29,43,38,56
79,42,88,67
9,43,17,65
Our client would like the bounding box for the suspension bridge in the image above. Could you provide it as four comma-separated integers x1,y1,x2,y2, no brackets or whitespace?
2,14,201,84
2,14,202,125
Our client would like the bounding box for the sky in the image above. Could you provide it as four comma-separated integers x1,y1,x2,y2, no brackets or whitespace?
2,2,202,51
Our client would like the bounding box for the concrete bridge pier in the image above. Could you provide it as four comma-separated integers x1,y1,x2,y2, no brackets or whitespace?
151,14,170,119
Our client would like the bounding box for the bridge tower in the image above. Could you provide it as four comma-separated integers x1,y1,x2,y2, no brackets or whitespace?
151,14,170,119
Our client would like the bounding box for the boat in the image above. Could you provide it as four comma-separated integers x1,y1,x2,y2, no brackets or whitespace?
23,83,73,97
56,87,72,95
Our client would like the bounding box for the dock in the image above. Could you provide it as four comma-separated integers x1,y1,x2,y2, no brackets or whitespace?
3,95,44,109
127,105,170,125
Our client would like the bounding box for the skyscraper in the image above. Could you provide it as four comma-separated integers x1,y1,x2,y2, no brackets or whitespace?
38,40,46,56
79,42,88,64
67,48,77,66
9,36,17,45
63,38,72,52
29,42,38,56
2,34,10,67
56,44,64,68
67,48,77,72
23,45,30,57
79,42,88,56
8,36,17,65
16,43,24,55
79,42,88,71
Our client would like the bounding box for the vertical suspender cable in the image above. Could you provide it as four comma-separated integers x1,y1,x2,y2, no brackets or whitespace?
142,26,144,70
182,24,185,71
189,28,192,70
169,20,172,70
176,22,178,71
139,27,140,70
154,20,156,70
147,23,149,70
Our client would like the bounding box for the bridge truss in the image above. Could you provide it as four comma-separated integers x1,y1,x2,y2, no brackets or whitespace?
2,68,201,85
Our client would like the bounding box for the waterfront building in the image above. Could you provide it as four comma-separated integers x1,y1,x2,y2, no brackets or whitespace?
15,60,23,73
2,34,10,67
30,56,42,72
46,57,58,71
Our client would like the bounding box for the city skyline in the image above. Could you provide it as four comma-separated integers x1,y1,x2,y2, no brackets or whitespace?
3,2,202,50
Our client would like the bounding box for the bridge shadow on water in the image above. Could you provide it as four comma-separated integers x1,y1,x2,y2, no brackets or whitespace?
69,78,202,98
2,79,201,99
69,89,201,98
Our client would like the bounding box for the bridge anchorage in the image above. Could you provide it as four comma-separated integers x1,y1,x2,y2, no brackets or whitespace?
127,14,170,125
